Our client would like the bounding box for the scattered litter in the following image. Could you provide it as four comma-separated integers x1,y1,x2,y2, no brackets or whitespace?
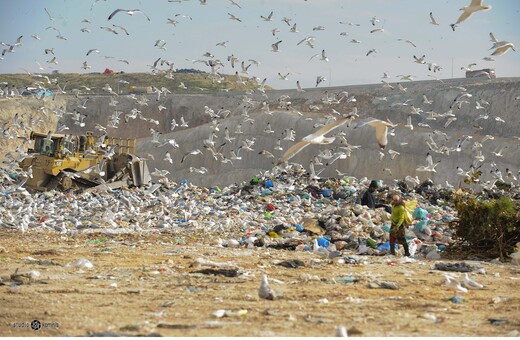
434,262,480,272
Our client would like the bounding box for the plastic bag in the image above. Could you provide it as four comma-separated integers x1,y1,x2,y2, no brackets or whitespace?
413,207,428,220
404,200,417,224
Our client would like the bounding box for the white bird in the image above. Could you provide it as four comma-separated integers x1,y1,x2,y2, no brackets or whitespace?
228,13,242,22
397,39,417,48
260,11,274,21
181,149,203,163
259,274,277,300
462,273,484,289
353,117,397,149
271,40,282,52
108,8,151,21
444,274,468,294
315,76,326,87
277,118,352,164
312,238,330,258
413,54,426,64
405,175,420,186
491,42,516,56
422,95,433,105
454,0,492,25
366,49,377,56
296,80,305,92
388,149,400,160
163,152,173,164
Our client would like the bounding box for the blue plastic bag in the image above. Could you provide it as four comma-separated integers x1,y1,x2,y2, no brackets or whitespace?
376,241,398,252
413,207,428,220
317,237,330,248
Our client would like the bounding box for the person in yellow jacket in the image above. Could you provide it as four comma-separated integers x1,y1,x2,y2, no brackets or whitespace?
389,194,411,256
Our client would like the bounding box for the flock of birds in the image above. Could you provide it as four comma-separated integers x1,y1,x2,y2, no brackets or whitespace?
0,0,518,189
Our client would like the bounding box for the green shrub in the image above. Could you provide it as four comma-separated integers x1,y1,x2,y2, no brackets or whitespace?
453,194,520,261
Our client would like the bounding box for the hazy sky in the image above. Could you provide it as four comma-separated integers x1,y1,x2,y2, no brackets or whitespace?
1,0,519,89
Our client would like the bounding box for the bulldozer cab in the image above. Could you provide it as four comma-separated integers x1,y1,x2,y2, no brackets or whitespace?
30,131,65,157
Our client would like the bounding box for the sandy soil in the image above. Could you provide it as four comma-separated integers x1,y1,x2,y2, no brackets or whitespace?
0,229,519,337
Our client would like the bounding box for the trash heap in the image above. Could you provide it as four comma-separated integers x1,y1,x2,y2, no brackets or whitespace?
0,164,461,259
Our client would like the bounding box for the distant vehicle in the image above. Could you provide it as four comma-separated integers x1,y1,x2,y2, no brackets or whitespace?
129,86,153,94
466,68,496,79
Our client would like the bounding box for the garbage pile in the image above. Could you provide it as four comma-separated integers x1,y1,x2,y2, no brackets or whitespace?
0,164,462,260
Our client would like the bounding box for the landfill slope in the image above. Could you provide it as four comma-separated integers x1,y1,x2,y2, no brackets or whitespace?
1,77,519,189
134,77,520,188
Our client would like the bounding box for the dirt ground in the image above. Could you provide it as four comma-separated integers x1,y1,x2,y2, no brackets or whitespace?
0,229,519,337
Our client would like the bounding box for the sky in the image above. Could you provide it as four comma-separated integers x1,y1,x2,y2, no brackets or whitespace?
1,0,519,90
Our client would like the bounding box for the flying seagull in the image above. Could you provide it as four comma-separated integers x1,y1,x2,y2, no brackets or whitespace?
491,42,516,56
353,117,397,149
453,0,492,25
429,12,439,25
108,9,151,21
277,117,352,164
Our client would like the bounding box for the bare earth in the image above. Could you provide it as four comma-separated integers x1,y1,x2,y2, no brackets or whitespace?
0,229,519,337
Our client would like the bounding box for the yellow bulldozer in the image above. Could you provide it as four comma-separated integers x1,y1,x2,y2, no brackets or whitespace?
18,131,151,192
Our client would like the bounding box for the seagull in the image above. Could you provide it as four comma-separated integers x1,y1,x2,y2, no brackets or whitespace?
313,238,330,258
315,76,326,87
163,152,173,164
369,16,380,26
444,274,468,294
413,54,426,64
181,149,203,163
366,49,377,56
113,24,130,35
422,95,433,105
491,42,516,56
277,118,352,164
86,48,100,56
405,175,420,186
271,40,282,52
296,80,305,92
454,0,492,25
429,12,439,25
100,26,118,34
108,9,151,21
462,273,484,289
353,117,397,149
228,13,242,22
229,0,241,8
397,39,417,48
278,72,290,80
260,11,274,21
259,274,277,300
259,150,276,160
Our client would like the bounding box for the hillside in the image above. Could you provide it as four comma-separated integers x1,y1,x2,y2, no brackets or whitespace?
0,71,263,96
